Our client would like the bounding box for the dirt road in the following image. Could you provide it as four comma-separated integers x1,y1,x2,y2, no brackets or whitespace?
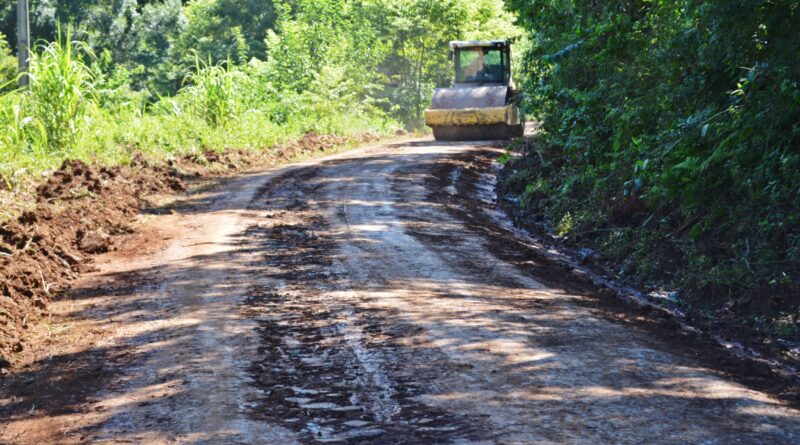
2,139,800,444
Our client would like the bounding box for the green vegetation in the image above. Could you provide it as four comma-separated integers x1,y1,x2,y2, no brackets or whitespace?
28,26,96,153
0,0,519,190
0,33,15,90
3,0,797,340
505,1,800,333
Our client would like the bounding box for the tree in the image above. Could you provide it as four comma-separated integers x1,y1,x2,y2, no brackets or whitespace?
504,0,800,305
175,0,276,65
0,33,16,89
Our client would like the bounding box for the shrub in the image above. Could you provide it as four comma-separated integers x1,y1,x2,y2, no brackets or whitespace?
0,32,17,90
183,56,239,126
27,26,96,153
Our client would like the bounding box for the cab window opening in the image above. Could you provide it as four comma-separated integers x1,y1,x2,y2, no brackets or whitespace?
455,47,505,84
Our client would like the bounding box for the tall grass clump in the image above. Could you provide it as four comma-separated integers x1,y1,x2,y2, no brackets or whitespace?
183,56,239,126
28,25,96,154
0,93,43,189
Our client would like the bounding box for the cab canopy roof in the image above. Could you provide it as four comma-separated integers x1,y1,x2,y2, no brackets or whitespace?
449,40,507,49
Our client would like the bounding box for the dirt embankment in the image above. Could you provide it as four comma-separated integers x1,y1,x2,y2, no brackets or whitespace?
0,132,382,369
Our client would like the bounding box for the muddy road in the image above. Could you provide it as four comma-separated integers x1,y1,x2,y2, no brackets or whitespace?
2,139,800,444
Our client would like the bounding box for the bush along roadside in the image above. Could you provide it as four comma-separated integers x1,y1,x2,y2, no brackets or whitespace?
497,136,800,372
502,1,800,369
0,25,399,195
0,132,385,370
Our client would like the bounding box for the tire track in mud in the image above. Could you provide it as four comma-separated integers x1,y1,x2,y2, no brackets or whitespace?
7,141,799,444
241,162,489,443
238,145,800,444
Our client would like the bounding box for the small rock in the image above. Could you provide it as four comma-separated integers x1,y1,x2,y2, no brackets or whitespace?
569,269,593,284
77,229,111,254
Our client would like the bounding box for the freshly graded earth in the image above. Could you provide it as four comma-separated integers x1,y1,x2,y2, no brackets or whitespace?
2,139,799,444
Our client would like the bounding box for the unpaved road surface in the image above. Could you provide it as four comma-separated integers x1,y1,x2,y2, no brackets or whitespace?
2,139,800,444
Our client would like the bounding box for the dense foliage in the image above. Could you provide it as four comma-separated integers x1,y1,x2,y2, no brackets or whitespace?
0,33,15,90
0,0,518,191
505,0,799,336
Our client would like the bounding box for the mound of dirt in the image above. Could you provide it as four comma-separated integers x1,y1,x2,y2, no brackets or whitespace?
0,132,386,369
273,133,381,160
0,159,185,366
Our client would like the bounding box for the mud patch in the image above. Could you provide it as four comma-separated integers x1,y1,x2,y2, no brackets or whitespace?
242,165,487,443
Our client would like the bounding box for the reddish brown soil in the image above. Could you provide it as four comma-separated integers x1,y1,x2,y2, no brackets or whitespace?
0,132,382,370
1,139,799,444
0,160,184,367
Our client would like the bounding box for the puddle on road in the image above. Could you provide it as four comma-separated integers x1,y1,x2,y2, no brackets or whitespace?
445,166,462,196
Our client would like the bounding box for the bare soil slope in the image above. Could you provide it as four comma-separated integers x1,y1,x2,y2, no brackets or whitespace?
0,159,185,364
0,133,374,366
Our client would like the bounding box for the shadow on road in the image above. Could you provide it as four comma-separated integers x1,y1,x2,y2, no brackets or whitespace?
2,143,798,444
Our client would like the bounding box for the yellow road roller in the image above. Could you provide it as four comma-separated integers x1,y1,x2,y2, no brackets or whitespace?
425,40,524,141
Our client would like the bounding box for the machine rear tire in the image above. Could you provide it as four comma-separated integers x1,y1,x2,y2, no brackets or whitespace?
432,124,524,141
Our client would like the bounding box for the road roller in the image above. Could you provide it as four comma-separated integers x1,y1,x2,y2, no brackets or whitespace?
425,40,524,141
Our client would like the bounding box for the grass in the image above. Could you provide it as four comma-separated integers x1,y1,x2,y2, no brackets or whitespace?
0,28,400,202
183,56,238,126
28,25,95,153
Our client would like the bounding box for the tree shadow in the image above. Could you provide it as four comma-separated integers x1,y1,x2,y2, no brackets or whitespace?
2,143,799,444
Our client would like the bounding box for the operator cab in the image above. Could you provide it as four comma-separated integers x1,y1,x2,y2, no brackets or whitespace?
451,40,511,86
424,39,522,140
